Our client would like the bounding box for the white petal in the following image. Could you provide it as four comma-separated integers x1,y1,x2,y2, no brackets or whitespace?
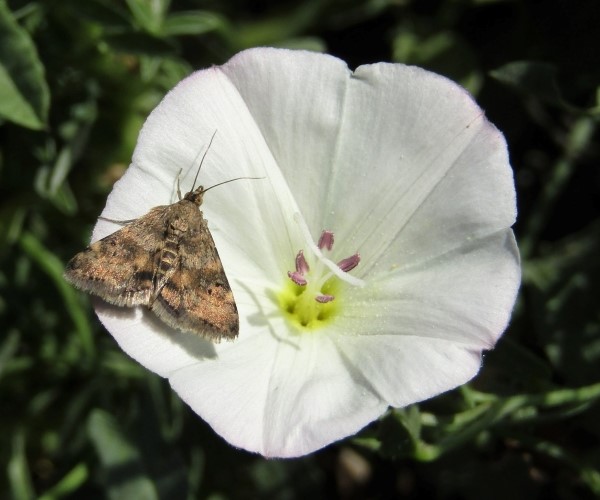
94,300,217,377
335,334,482,408
332,230,520,406
221,48,352,233
325,63,516,271
170,320,387,457
223,52,516,273
342,231,520,344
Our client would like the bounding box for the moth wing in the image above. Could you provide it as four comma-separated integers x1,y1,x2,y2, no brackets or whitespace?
151,218,239,340
64,207,168,307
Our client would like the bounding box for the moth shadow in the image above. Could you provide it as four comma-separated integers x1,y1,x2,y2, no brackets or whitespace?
93,299,218,360
235,281,301,350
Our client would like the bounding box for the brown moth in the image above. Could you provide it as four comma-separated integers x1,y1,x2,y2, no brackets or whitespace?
64,134,239,341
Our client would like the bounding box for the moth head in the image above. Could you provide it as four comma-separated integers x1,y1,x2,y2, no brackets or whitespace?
184,131,263,207
185,186,206,206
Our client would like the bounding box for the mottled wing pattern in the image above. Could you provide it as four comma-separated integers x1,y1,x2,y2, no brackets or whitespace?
151,215,239,341
64,206,168,307
65,200,238,341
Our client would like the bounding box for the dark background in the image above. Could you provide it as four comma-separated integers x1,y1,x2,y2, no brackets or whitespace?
1,0,599,498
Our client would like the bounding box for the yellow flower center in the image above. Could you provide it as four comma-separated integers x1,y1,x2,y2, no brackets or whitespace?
279,275,341,330
277,229,360,331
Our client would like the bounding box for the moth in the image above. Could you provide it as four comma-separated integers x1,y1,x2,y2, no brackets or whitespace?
64,134,241,341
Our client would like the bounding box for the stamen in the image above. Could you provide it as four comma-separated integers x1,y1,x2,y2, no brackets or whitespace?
318,231,334,251
282,224,362,330
292,213,365,287
316,294,335,303
295,250,309,274
288,271,307,286
337,253,360,273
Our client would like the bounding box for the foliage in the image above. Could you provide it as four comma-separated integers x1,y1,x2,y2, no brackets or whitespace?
1,0,599,498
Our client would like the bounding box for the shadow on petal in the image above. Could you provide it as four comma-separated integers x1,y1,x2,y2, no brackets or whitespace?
93,299,218,360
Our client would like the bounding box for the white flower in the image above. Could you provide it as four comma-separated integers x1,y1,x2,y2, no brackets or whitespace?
91,48,520,458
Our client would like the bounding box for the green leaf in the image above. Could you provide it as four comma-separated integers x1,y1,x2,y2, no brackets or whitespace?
141,57,192,89
88,410,159,500
126,0,170,34
491,61,600,115
35,99,98,214
525,219,600,385
38,464,89,500
18,232,94,361
490,61,562,106
0,204,26,245
105,32,176,57
392,30,482,94
234,0,322,48
376,409,418,458
67,0,130,30
7,431,35,500
161,10,226,37
0,330,20,380
0,0,50,129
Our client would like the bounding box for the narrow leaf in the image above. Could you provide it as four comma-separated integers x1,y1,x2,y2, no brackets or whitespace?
161,11,225,37
0,0,49,129
88,410,159,500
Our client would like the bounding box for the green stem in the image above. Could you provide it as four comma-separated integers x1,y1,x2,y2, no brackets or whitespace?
413,382,600,461
520,116,596,258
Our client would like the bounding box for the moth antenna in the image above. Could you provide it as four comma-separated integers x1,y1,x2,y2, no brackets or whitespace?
176,169,183,200
203,176,265,194
191,130,218,191
98,216,138,225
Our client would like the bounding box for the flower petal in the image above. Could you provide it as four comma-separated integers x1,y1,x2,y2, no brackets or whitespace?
94,299,217,376
221,48,352,232
335,334,482,408
325,64,516,271
224,52,516,274
332,230,520,406
170,321,387,457
341,231,519,346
